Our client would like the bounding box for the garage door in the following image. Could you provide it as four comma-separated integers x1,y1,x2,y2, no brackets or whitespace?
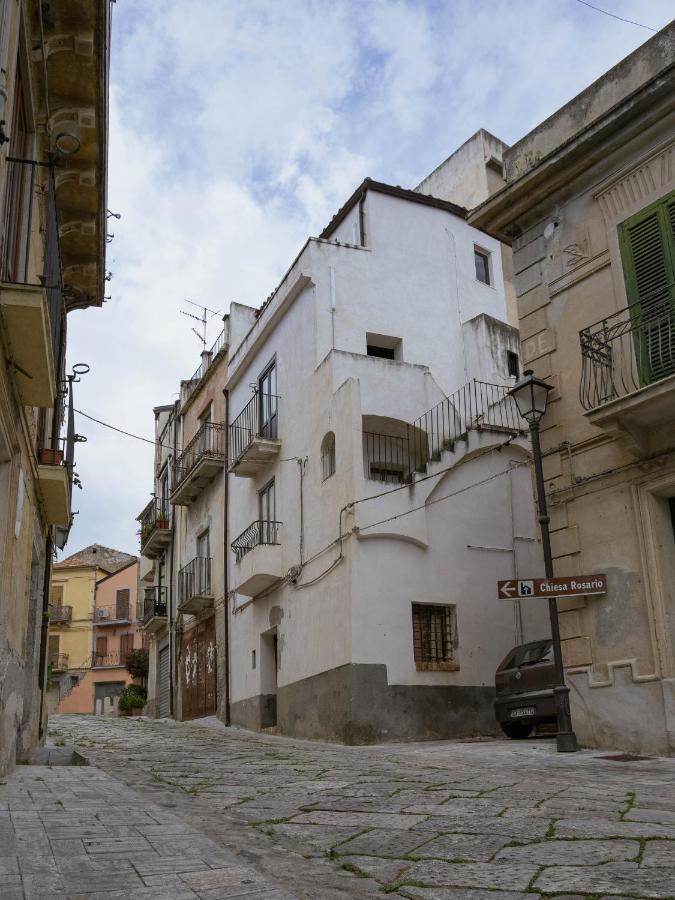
180,617,217,720
158,645,171,718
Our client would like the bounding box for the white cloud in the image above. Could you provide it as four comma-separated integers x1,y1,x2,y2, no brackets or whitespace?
63,0,674,555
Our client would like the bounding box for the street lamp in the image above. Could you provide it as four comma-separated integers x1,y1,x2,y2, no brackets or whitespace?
509,369,578,753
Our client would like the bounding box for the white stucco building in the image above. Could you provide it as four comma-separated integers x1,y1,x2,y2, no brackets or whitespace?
225,178,549,742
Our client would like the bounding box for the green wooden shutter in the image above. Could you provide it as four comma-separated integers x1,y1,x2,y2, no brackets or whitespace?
619,190,675,386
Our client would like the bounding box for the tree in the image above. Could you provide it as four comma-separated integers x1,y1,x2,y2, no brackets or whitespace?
125,648,149,683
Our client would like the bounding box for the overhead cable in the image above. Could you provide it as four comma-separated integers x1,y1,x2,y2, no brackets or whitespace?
573,0,657,31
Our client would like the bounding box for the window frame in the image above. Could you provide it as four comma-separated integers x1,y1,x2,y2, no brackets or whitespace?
321,432,336,482
411,602,459,672
473,245,491,286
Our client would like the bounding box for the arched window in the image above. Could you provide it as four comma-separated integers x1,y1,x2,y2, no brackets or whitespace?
321,432,336,481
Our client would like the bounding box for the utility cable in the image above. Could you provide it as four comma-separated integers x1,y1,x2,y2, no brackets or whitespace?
573,0,657,31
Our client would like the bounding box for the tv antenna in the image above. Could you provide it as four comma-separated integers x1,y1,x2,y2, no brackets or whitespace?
180,299,221,348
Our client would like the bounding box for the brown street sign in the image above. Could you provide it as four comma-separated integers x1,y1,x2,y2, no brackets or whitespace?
497,574,607,600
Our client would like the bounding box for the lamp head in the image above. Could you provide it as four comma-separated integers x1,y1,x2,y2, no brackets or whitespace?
508,369,553,425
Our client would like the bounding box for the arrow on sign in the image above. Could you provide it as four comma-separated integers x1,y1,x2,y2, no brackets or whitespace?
498,580,517,598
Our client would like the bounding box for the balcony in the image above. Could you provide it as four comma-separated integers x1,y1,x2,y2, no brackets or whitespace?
229,393,281,477
178,557,213,614
141,586,168,635
0,160,65,407
49,604,72,624
95,603,132,626
171,422,226,505
37,460,71,525
580,294,675,450
49,654,69,673
231,520,283,597
92,651,126,669
139,500,172,558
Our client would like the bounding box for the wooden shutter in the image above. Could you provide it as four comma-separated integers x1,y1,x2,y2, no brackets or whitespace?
120,633,134,664
48,635,59,666
50,584,64,607
95,635,107,664
619,191,675,385
116,588,130,620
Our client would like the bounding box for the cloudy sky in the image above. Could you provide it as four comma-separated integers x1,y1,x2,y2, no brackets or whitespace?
63,0,673,557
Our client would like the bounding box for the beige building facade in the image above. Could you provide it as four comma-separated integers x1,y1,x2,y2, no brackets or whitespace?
471,23,675,755
0,0,109,774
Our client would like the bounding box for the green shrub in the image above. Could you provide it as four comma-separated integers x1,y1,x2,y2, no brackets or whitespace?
118,684,147,712
125,649,149,681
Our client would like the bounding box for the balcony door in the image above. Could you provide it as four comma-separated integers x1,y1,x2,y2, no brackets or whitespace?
259,479,276,544
197,530,210,594
258,362,277,440
95,636,107,666
619,191,675,386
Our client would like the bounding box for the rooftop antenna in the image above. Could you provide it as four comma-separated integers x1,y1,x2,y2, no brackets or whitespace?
180,299,221,348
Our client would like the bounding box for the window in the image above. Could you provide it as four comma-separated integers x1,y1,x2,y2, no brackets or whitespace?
411,603,458,671
50,584,64,607
474,247,491,285
321,432,336,481
258,361,278,439
619,190,675,386
366,332,402,361
120,633,134,664
369,464,405,484
48,635,60,667
95,636,107,665
115,589,130,620
197,529,210,559
507,350,519,378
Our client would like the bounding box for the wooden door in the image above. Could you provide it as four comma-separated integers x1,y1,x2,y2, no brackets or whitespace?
180,617,217,720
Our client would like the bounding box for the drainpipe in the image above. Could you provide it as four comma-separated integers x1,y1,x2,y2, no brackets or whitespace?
222,387,231,725
37,534,53,741
358,191,367,247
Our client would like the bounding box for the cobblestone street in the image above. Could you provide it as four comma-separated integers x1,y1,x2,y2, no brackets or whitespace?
0,715,672,899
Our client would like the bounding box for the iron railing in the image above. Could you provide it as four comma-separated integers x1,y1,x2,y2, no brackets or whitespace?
229,392,279,463
95,602,131,624
49,604,72,624
580,291,675,410
92,651,126,668
139,499,171,550
231,520,282,562
1,158,65,377
141,586,168,623
49,653,69,671
364,379,524,483
183,328,227,405
178,557,212,607
172,422,226,490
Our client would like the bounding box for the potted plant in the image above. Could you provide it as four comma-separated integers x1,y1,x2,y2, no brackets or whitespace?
39,447,63,465
156,512,169,529
118,684,147,717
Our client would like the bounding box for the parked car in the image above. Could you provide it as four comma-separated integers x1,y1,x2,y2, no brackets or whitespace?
494,639,556,738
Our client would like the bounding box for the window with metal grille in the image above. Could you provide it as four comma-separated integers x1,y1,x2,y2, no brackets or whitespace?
507,350,519,378
321,432,336,481
411,603,458,671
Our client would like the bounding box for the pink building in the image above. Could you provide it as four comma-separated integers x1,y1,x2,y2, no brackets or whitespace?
56,559,145,714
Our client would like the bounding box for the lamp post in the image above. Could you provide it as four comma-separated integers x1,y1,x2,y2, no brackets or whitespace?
509,369,578,753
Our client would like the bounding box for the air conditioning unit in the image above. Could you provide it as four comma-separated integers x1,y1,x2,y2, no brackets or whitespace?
97,608,109,619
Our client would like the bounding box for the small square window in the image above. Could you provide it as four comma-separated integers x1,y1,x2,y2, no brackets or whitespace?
474,247,491,285
411,603,459,671
366,332,402,361
507,350,519,378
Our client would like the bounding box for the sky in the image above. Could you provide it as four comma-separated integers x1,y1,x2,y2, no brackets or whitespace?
63,0,674,558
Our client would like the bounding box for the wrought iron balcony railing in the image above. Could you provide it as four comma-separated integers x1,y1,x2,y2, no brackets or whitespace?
182,328,227,406
139,499,171,552
141,586,168,623
92,651,126,668
178,556,212,608
232,520,282,563
2,158,65,379
229,392,280,464
49,604,72,624
364,379,523,483
580,291,675,410
49,653,69,672
171,422,226,493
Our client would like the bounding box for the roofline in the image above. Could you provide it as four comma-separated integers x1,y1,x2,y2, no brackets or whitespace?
94,558,138,585
319,177,467,240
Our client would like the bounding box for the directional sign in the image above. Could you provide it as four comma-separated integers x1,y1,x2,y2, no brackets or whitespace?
497,575,607,600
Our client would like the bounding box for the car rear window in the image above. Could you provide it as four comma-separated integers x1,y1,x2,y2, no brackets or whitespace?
499,641,553,670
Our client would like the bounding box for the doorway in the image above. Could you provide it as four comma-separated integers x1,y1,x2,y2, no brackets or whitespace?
260,629,278,728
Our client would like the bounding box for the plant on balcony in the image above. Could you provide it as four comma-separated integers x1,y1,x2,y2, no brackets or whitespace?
141,521,153,544
156,514,169,529
118,684,147,716
125,648,149,684
39,447,64,466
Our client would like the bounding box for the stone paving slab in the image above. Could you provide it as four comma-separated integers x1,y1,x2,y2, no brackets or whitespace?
43,714,675,899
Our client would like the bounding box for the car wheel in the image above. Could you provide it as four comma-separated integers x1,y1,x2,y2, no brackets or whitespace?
501,722,534,739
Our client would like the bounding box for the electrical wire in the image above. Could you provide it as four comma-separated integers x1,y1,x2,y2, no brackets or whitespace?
573,0,657,32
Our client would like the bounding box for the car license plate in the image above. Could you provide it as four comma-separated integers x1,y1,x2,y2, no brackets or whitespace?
510,706,536,718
